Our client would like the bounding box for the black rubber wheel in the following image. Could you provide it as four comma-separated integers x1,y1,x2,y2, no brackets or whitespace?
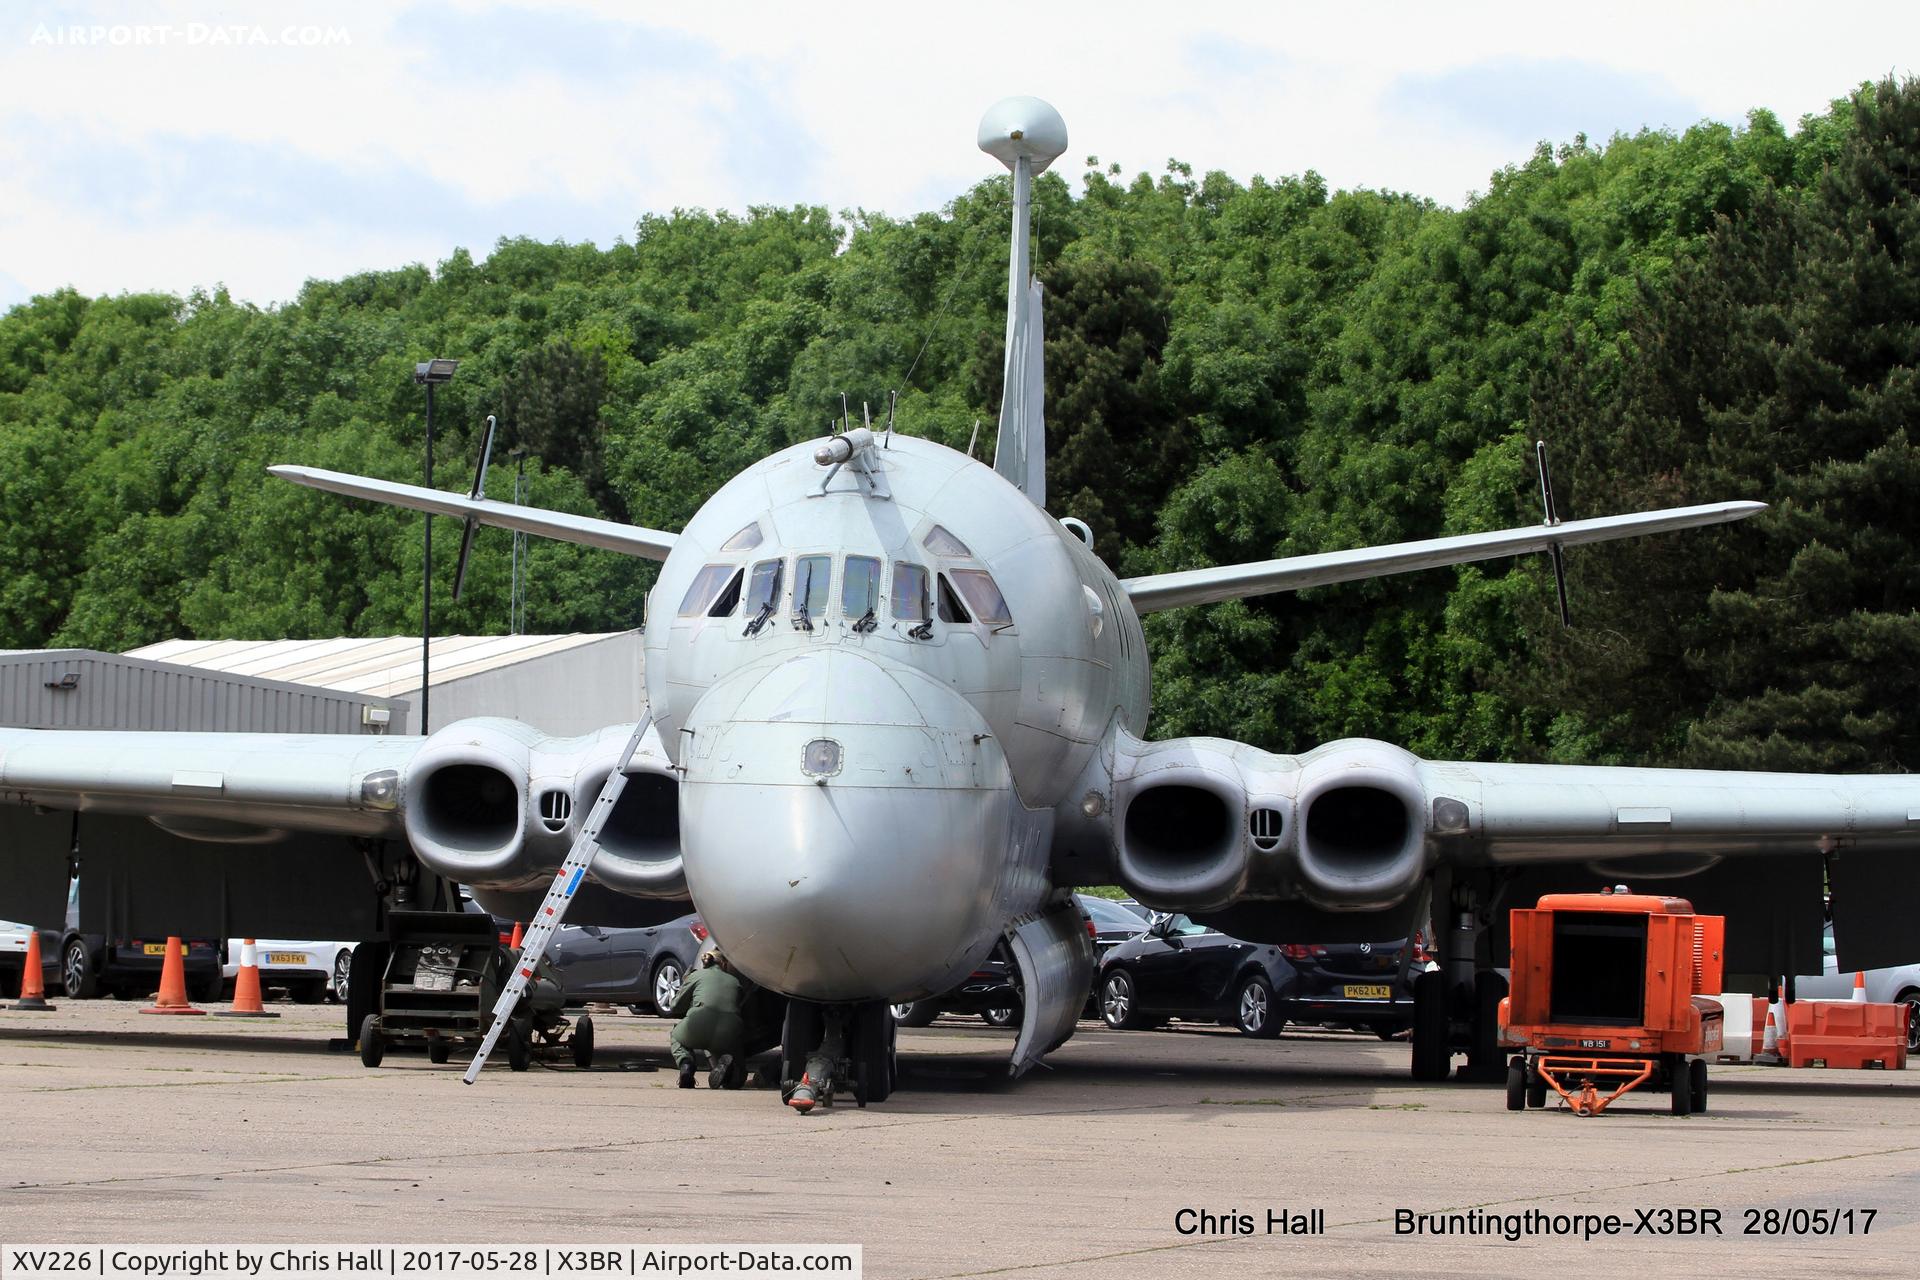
1411,970,1450,1081
1505,1057,1526,1111
506,1022,531,1072
290,981,325,1005
854,1060,868,1108
345,941,389,1042
1898,990,1920,1054
1234,973,1282,1039
781,1000,823,1089
358,1014,384,1068
1100,969,1148,1030
427,1038,450,1065
852,1002,894,1104
890,1000,939,1028
62,939,97,1000
1689,1058,1708,1113
1670,1055,1694,1115
1526,1065,1548,1109
1460,970,1508,1083
571,1015,595,1069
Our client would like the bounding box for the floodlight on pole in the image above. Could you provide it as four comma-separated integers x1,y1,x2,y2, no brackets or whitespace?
413,358,459,733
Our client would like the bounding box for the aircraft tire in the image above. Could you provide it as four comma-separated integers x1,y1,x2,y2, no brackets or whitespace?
1410,970,1450,1081
506,1022,531,1072
852,1001,893,1103
1459,971,1508,1084
427,1038,450,1065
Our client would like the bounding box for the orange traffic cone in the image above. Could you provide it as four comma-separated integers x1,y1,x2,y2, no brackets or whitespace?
215,939,278,1019
10,931,56,1011
1851,971,1868,1003
140,937,206,1015
509,921,525,951
1756,1004,1782,1064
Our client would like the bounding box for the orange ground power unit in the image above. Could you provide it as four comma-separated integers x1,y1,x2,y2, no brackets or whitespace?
1499,890,1725,1116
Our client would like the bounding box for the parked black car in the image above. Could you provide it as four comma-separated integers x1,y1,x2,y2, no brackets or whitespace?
1080,894,1150,957
546,913,708,1013
1096,914,1421,1038
891,941,1021,1028
12,879,224,1001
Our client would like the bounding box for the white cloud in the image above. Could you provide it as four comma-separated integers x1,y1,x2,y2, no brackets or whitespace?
1,0,1914,307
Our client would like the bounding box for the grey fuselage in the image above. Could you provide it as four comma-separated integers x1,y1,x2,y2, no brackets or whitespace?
643,432,1147,1002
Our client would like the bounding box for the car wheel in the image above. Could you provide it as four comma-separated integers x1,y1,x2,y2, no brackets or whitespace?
1898,990,1920,1055
427,1038,450,1065
358,1014,384,1068
190,971,223,1004
331,950,352,1003
62,939,97,1000
981,1005,1019,1028
1100,970,1146,1030
571,1014,595,1069
1234,974,1281,1039
890,1001,939,1028
652,958,684,1013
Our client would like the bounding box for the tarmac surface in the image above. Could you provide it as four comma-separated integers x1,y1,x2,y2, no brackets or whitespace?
0,999,1914,1279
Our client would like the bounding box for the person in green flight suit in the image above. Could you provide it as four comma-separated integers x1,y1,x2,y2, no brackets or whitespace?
668,946,775,1088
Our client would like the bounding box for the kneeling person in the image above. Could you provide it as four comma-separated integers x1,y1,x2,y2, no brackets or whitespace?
667,947,749,1088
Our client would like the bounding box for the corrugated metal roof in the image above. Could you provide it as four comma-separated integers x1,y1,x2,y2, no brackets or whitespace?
127,633,635,698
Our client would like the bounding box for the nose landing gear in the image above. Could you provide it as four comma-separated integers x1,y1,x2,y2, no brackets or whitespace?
779,999,898,1110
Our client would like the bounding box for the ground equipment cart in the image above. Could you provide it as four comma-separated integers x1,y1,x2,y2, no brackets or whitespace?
1499,889,1724,1116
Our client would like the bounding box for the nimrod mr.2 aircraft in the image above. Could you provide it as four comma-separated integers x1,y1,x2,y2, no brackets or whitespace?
4,98,1917,1093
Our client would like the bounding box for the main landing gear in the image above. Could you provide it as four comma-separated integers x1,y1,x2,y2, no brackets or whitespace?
780,999,897,1109
1410,877,1509,1085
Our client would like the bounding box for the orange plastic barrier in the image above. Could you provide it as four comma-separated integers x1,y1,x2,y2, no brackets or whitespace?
1782,1001,1908,1070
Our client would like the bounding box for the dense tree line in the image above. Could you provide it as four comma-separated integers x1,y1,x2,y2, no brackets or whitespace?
0,78,1911,769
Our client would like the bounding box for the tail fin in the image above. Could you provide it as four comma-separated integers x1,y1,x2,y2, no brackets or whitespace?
979,97,1067,509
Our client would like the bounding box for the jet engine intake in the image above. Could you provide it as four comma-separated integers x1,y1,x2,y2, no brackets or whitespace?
403,723,533,884
579,766,686,898
1114,762,1250,911
1294,743,1427,909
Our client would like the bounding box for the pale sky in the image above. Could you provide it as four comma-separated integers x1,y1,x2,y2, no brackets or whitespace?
2,0,1914,310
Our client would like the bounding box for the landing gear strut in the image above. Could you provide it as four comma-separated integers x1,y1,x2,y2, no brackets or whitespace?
780,999,897,1107
1408,876,1509,1084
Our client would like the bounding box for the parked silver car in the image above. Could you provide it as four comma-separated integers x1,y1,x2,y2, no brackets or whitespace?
1794,923,1920,1052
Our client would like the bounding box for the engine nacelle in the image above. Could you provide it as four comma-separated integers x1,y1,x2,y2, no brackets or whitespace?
1293,740,1428,910
1112,737,1255,911
402,718,685,899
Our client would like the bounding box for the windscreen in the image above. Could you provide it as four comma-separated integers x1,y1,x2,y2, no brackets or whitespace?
951,569,1012,625
677,565,735,617
843,556,880,619
891,562,929,622
793,555,831,621
745,559,784,616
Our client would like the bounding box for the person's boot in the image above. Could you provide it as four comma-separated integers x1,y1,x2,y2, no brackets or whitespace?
678,1061,696,1088
709,1053,739,1090
786,1073,817,1113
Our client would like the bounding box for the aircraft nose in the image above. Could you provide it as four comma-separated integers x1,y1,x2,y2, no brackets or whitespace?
676,651,1018,1002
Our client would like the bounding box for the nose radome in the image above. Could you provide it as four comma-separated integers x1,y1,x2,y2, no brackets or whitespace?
677,651,1015,1002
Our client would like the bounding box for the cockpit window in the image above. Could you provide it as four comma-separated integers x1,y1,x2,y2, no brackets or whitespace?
744,559,784,618
707,569,743,617
951,569,1012,625
678,564,737,617
891,562,930,623
843,556,881,621
793,555,831,624
924,524,970,556
936,574,971,624
720,522,763,552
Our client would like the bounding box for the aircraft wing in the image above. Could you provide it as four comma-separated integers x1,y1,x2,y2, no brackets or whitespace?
1118,500,1763,613
270,466,678,561
0,727,416,838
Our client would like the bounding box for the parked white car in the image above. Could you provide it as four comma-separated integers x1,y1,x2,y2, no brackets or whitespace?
223,940,356,1004
1793,923,1920,1052
0,919,30,997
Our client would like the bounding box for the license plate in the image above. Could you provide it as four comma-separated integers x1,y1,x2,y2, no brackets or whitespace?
142,943,170,956
267,952,308,965
1343,984,1392,1000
